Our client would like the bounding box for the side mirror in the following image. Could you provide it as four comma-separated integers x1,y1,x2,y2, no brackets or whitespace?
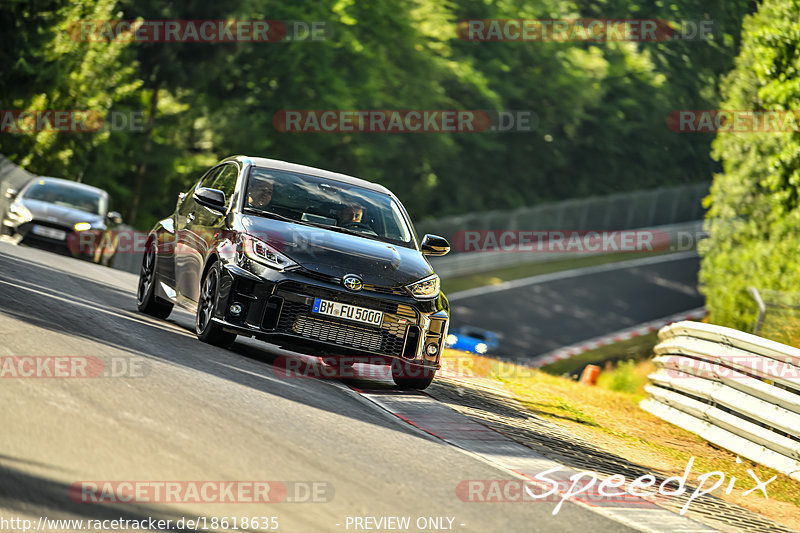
193,187,226,212
5,188,18,200
107,211,123,225
420,234,450,256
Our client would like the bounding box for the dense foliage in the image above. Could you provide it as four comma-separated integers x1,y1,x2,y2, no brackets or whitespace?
699,0,800,330
1,0,754,231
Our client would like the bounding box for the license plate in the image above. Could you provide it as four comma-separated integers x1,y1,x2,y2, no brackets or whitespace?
31,225,66,241
312,298,383,326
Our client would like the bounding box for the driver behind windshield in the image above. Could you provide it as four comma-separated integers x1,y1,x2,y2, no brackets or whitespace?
247,179,274,209
338,204,364,226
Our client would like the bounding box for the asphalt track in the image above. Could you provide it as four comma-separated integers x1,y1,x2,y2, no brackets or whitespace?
0,241,641,532
447,253,704,360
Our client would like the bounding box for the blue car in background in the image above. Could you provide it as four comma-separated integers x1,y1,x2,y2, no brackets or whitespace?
445,325,499,355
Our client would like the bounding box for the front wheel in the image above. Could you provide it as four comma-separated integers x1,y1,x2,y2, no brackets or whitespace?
196,263,237,349
137,240,173,319
391,361,436,390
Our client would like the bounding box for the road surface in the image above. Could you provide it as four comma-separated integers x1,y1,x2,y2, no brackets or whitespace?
0,242,638,532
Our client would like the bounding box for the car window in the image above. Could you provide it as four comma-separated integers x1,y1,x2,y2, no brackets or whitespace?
245,167,415,248
22,180,105,215
198,166,222,190
207,164,238,207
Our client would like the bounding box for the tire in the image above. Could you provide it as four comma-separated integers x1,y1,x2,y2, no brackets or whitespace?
136,239,173,319
196,262,237,348
391,361,436,390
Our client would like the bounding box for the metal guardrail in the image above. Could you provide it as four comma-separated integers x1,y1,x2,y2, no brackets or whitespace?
0,154,36,223
418,180,708,239
417,182,709,278
641,321,800,481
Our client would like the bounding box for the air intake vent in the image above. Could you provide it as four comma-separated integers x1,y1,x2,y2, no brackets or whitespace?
402,326,421,359
261,296,283,330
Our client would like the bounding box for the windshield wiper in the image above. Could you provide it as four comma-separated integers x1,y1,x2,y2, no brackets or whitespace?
323,224,385,242
242,207,304,224
243,207,345,232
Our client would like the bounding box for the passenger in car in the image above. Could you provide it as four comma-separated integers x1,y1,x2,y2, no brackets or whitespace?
248,180,274,209
338,204,364,225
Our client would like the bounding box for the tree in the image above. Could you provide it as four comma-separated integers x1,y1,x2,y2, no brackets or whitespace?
699,0,800,330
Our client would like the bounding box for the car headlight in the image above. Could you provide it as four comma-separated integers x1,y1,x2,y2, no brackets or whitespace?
73,222,92,232
445,333,458,346
405,274,440,299
8,202,33,222
475,342,488,354
239,234,296,271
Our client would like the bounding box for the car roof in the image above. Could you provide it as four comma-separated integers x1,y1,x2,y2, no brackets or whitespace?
26,176,107,195
227,156,392,195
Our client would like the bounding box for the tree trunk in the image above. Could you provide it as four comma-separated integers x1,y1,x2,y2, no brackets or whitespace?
128,81,160,226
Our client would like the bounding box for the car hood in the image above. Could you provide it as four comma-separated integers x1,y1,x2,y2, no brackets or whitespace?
241,215,433,286
21,199,104,227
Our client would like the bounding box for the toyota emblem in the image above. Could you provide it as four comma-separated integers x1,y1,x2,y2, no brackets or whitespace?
342,275,363,291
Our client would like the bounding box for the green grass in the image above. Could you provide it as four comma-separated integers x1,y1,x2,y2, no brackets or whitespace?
441,349,800,524
596,359,650,394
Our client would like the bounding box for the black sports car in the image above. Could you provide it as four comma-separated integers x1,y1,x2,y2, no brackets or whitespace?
137,156,450,389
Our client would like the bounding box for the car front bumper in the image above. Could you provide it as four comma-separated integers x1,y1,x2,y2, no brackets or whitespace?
211,264,448,368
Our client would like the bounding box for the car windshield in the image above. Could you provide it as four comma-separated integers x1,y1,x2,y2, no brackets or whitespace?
244,167,415,247
22,180,105,215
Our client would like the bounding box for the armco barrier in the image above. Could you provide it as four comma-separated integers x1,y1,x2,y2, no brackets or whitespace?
641,321,800,481
419,181,709,278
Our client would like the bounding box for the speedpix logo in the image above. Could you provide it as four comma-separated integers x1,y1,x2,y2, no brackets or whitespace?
457,457,776,515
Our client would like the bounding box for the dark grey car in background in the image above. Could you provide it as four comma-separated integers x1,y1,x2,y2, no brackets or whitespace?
1,177,123,265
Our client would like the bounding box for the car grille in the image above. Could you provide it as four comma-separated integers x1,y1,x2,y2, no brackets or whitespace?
17,221,72,254
293,315,383,352
271,282,416,357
